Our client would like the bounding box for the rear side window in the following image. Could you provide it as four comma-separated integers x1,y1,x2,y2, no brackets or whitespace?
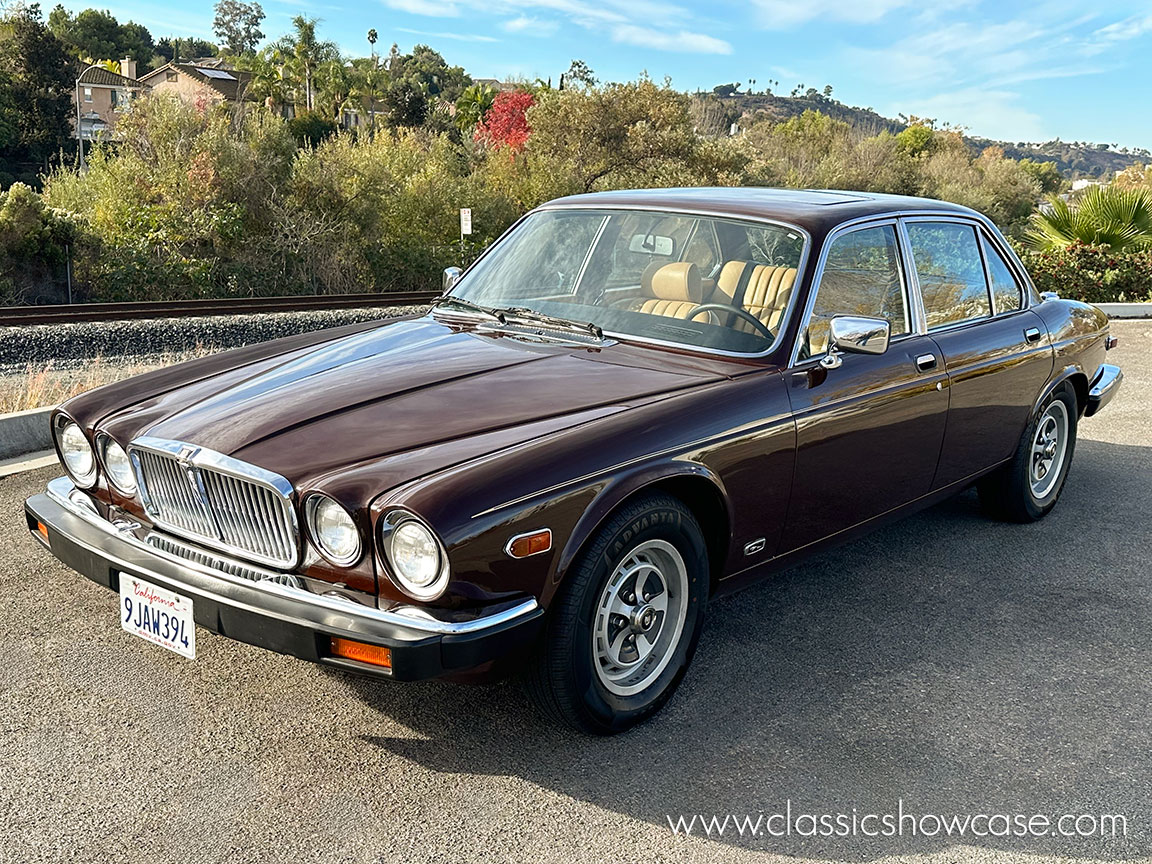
981,235,1022,313
800,224,908,358
906,222,991,329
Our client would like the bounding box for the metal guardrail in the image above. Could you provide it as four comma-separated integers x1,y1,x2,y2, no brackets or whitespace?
0,291,442,326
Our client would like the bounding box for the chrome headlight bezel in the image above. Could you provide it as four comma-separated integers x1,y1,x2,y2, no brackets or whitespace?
95,433,136,495
54,415,97,488
379,510,450,601
305,494,363,567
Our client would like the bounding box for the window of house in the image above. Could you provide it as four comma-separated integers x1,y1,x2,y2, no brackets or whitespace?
799,224,908,358
110,89,119,109
83,87,93,102
906,221,993,329
981,234,1023,314
166,71,178,82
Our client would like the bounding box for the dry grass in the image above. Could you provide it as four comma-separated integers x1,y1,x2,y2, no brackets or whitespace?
0,350,215,414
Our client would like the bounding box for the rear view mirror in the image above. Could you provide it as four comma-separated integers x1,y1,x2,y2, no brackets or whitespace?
627,234,674,256
820,315,891,369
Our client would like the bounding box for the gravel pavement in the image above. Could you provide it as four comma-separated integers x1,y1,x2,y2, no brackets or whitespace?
0,321,1149,864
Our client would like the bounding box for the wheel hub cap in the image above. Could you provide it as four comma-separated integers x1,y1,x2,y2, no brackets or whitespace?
593,539,689,697
1029,401,1069,499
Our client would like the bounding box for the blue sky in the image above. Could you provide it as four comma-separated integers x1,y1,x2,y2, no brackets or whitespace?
61,0,1152,149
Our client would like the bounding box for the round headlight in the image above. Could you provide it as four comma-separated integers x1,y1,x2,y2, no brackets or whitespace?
57,420,96,487
98,435,136,494
385,517,447,599
307,495,361,565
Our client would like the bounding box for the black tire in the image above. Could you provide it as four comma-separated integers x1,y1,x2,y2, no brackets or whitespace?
527,494,710,735
978,384,1078,522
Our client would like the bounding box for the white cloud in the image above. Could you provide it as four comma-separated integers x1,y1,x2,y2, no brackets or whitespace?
383,0,461,17
1083,13,1152,55
901,87,1049,142
749,0,920,29
502,15,560,36
397,27,500,42
611,24,732,54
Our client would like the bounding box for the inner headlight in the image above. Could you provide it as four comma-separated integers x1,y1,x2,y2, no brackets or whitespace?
306,495,361,565
97,435,136,494
56,419,97,487
383,514,448,599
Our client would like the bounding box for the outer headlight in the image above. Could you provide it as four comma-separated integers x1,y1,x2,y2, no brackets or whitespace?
56,418,97,487
306,494,362,565
97,434,136,494
382,513,448,600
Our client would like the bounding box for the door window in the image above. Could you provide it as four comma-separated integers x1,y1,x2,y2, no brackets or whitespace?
981,235,1022,313
799,224,908,358
906,222,992,329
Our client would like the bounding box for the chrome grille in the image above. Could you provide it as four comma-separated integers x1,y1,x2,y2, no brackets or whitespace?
129,437,298,568
146,532,302,589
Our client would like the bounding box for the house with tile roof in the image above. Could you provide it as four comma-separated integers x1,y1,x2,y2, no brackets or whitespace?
138,62,255,107
74,59,146,141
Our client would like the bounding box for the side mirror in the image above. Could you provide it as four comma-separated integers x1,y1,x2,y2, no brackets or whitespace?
820,315,891,370
442,267,462,292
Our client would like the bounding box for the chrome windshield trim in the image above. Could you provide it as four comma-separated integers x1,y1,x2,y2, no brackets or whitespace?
448,203,813,361
43,476,539,636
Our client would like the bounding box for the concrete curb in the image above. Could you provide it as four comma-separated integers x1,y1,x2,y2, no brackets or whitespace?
0,406,53,461
1097,302,1152,319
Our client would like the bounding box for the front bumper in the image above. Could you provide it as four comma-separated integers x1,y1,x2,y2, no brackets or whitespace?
1085,363,1123,417
25,477,543,681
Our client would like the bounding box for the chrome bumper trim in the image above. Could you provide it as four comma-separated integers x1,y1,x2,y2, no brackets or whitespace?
1086,363,1123,417
41,477,539,637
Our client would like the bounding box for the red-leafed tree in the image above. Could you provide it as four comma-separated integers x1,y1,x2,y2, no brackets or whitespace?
475,90,534,152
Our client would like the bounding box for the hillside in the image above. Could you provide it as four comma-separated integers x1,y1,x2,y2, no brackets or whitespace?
701,89,1149,179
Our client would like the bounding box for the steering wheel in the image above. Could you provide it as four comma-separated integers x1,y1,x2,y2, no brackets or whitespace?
686,303,774,340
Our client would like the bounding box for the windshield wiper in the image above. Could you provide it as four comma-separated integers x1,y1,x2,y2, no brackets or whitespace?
497,306,604,340
432,295,505,322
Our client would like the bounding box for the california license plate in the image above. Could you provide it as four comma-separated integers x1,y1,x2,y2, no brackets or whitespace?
119,574,196,659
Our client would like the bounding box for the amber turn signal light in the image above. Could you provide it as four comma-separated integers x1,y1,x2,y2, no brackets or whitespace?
36,521,49,542
330,637,392,669
506,529,552,559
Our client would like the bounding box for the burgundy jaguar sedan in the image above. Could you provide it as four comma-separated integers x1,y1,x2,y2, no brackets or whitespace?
26,188,1122,733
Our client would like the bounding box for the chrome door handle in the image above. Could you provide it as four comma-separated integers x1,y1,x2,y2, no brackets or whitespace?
915,354,937,372
1024,327,1042,343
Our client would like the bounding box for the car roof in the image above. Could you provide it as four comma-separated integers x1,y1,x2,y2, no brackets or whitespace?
543,187,981,235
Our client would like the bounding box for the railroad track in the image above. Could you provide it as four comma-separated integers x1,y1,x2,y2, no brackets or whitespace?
0,291,441,326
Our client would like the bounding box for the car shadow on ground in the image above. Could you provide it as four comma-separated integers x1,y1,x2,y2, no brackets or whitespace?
341,439,1151,861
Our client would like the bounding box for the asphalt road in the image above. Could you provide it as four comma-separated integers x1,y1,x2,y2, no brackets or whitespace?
1,321,1149,864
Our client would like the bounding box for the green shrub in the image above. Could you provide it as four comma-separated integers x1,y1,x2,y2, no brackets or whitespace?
1019,242,1152,303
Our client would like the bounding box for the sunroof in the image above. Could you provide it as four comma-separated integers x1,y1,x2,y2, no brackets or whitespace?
197,68,236,80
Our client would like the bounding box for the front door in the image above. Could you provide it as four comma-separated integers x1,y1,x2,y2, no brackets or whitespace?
780,221,949,553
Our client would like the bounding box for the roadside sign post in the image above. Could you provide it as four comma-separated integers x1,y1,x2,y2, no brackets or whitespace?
460,207,472,261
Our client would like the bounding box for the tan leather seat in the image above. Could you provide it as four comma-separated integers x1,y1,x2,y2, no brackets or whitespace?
612,262,705,320
714,261,798,331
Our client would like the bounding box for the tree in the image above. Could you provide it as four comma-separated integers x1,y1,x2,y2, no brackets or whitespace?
475,90,533,151
1026,186,1152,251
0,4,74,176
563,59,596,88
271,16,339,112
454,82,495,132
388,44,470,103
213,0,264,56
156,36,218,64
712,83,739,98
47,6,153,63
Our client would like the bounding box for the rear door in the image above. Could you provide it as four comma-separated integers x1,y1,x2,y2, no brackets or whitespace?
901,218,1054,488
779,220,949,553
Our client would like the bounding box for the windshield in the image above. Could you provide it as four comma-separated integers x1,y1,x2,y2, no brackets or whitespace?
443,208,807,354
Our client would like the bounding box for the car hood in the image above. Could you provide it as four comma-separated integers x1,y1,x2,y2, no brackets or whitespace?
97,316,727,488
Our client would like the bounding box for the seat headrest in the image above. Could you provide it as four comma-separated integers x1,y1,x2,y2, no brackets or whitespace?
649,262,703,303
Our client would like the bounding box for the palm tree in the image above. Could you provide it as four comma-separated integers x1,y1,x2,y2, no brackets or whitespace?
272,16,340,112
454,82,496,132
235,48,293,114
1026,186,1152,251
